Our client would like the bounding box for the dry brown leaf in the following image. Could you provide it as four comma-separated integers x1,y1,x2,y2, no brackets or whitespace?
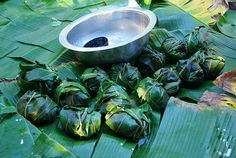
199,91,236,110
213,69,236,96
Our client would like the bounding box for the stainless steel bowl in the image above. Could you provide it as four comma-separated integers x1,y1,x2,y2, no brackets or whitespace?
59,7,156,65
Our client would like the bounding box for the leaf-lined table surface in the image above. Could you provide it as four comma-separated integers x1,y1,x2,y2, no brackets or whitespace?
217,10,236,38
92,133,136,158
144,97,236,158
0,0,130,78
0,0,236,158
39,120,98,158
0,106,76,158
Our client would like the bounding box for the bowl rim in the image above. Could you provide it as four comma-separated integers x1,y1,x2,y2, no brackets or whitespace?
59,7,157,52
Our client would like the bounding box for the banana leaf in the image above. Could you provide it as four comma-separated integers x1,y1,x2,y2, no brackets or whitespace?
92,133,136,158
217,10,236,39
0,0,33,23
24,0,106,11
0,79,20,96
132,112,161,157
54,61,85,81
0,79,20,106
164,0,228,24
0,37,18,58
0,57,31,78
0,0,130,79
0,106,37,158
39,120,99,158
0,106,75,158
153,5,202,31
141,97,236,158
29,133,76,158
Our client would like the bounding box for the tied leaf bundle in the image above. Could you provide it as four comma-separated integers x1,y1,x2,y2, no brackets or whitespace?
201,55,225,79
109,63,141,92
17,91,59,125
136,77,169,111
153,68,181,95
136,48,165,76
176,59,204,87
18,62,60,96
81,67,109,94
105,103,151,140
55,81,90,107
185,26,206,55
191,49,225,79
59,106,101,139
96,81,132,111
161,36,188,63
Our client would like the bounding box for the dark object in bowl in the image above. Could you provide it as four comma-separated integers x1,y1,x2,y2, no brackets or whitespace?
83,37,108,48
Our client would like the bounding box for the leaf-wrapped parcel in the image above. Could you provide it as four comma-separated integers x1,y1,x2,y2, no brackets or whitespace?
176,59,204,87
55,81,90,107
105,103,151,140
191,49,225,79
136,77,169,111
153,68,181,95
59,106,101,139
109,63,141,92
17,91,59,125
81,67,109,94
18,62,60,96
201,55,225,79
185,26,206,55
161,36,187,63
136,48,165,76
96,81,132,111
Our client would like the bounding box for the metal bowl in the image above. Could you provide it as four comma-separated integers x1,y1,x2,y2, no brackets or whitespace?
59,7,156,65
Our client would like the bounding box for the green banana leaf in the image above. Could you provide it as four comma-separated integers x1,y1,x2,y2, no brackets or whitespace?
164,0,228,24
39,120,98,158
0,1,33,28
153,4,202,30
217,10,236,38
0,0,130,78
0,106,75,158
54,61,85,81
0,79,20,106
132,112,161,157
141,97,236,158
0,106,37,158
92,132,136,158
29,133,76,158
